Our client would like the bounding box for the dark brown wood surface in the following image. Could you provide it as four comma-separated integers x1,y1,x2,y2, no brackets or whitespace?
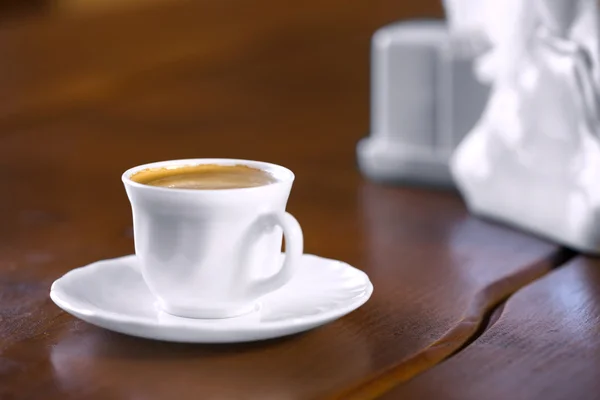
385,256,600,400
0,1,579,399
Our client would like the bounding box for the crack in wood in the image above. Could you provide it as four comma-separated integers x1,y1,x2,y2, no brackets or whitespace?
325,247,577,400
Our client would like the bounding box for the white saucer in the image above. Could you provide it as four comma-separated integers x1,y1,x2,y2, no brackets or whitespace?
50,254,373,343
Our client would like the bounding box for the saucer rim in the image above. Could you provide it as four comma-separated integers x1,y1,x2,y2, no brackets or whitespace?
50,253,373,333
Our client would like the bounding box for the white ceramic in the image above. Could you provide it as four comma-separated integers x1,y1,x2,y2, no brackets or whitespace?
49,254,373,343
356,20,489,187
451,0,600,253
122,159,303,319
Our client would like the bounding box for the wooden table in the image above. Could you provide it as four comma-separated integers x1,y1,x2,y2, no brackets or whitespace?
0,1,597,399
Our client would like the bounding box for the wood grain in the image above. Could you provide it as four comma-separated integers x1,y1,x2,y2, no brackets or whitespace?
385,256,600,400
328,248,574,400
0,104,562,400
0,1,569,399
0,0,441,124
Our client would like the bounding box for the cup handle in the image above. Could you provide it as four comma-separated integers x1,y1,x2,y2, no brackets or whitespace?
245,212,303,298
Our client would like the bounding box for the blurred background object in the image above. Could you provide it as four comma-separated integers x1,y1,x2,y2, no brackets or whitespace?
357,0,497,187
451,0,600,254
356,18,489,187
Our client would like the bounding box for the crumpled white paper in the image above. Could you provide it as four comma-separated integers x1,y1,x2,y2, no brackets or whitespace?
450,0,600,253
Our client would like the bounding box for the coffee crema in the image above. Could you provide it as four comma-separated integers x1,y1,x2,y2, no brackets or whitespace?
130,164,277,190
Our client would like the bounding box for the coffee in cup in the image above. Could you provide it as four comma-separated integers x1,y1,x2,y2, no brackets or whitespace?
130,164,277,190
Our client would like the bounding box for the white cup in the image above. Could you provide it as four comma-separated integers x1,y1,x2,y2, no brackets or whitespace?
122,159,303,319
